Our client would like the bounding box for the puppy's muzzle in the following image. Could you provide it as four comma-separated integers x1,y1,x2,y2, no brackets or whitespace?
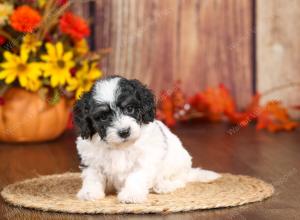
118,127,131,139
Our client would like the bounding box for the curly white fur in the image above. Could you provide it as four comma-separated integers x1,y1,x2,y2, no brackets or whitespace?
76,120,221,203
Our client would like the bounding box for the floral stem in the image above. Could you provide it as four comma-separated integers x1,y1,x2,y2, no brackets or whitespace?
37,0,70,41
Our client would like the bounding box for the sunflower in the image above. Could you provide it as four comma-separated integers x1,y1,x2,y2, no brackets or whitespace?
41,42,75,87
21,34,42,53
0,48,41,90
67,61,101,99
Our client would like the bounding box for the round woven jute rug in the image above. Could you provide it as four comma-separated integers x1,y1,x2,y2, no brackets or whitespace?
1,173,274,214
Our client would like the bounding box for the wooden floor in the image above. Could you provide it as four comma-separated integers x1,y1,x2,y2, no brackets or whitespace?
0,122,299,220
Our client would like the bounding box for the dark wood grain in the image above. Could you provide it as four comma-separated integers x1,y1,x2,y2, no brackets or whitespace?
92,0,254,108
1,123,300,219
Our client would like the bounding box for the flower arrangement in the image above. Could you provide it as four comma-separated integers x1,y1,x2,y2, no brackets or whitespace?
0,0,102,102
0,0,104,142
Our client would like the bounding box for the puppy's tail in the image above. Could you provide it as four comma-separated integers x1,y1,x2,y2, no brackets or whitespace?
187,168,221,183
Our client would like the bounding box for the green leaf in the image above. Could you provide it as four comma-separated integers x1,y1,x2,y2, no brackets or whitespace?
49,88,60,105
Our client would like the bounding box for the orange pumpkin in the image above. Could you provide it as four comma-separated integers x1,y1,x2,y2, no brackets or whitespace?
0,88,71,143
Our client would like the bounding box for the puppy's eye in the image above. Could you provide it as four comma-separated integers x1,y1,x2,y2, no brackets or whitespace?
94,113,109,121
100,114,108,121
125,105,135,114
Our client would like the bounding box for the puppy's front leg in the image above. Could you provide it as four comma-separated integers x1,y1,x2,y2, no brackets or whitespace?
118,170,149,204
77,167,105,201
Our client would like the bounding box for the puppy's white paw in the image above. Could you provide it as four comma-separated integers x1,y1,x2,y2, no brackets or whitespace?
76,187,105,201
118,188,147,204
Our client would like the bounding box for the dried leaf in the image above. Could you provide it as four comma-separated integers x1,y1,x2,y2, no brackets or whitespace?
225,94,261,126
156,91,176,127
189,84,235,121
157,83,298,133
256,101,298,132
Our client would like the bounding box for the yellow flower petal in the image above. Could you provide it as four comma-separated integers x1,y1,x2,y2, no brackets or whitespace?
5,73,16,84
45,43,56,57
0,70,9,79
56,42,64,58
89,69,102,79
83,82,93,91
18,75,28,87
63,51,73,61
66,79,78,91
76,87,84,99
20,48,29,62
38,0,46,7
50,76,59,87
3,51,17,62
40,55,50,62
66,61,75,69
0,62,16,69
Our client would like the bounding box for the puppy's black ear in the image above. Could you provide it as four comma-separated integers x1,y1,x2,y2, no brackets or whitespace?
131,79,156,123
73,91,96,139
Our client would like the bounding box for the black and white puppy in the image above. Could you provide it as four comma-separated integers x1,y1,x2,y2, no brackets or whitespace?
74,76,221,203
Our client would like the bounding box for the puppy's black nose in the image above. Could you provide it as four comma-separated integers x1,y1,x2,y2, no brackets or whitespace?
118,128,131,138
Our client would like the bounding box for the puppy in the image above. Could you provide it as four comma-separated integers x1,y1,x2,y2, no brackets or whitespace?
74,76,221,204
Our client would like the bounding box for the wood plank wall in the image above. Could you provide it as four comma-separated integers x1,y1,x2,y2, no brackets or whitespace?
73,0,300,114
256,0,300,117
86,0,254,108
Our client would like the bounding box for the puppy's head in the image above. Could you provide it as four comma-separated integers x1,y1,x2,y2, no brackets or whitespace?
73,76,155,146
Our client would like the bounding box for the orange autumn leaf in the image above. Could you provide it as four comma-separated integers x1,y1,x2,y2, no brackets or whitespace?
189,84,235,121
172,82,186,111
156,82,190,126
256,101,298,132
172,83,192,121
156,91,176,127
157,83,298,133
225,93,261,126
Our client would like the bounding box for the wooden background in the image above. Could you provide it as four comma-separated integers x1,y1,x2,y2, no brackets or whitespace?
73,0,300,112
256,0,300,117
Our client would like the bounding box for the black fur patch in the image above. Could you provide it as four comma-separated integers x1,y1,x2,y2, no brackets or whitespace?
73,91,96,139
73,76,156,140
117,78,156,124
